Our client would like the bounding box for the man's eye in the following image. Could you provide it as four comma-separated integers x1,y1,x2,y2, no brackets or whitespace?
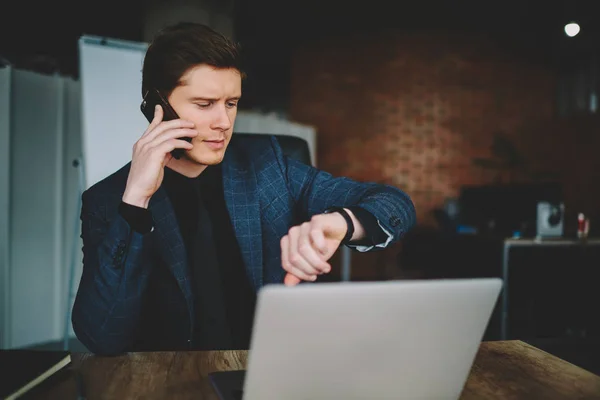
196,103,211,108
227,102,238,108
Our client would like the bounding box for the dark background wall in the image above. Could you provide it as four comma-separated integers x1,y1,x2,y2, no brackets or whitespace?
289,31,600,229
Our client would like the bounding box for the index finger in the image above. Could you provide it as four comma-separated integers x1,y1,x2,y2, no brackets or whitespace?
142,105,163,138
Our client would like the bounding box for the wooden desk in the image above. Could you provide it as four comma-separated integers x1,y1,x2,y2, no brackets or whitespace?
22,341,600,399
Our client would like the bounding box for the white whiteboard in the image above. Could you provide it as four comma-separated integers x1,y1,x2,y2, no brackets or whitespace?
78,35,318,189
79,35,148,189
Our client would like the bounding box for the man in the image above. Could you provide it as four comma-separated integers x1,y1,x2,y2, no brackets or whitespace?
72,22,416,355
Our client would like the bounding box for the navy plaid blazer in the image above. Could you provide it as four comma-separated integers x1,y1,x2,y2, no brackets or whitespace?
72,135,416,354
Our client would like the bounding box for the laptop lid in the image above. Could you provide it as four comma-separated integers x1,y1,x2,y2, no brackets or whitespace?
234,278,502,400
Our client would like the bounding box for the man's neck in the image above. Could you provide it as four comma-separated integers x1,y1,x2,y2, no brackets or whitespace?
166,156,208,178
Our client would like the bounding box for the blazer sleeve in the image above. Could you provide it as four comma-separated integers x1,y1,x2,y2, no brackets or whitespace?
269,136,417,251
71,189,155,355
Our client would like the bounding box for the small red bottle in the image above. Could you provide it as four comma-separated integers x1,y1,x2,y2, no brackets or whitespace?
577,213,585,238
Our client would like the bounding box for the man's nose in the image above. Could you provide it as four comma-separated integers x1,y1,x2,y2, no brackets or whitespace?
211,105,232,131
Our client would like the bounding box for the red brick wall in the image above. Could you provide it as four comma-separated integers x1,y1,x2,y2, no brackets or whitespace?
290,32,600,279
290,32,600,230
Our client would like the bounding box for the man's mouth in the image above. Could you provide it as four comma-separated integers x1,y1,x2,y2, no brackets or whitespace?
203,139,225,150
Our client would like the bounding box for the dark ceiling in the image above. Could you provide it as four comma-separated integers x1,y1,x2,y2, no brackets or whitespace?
2,0,598,70
1,0,598,110
236,0,600,59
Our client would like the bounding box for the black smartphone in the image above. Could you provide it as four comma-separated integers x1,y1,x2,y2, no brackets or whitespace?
140,88,191,160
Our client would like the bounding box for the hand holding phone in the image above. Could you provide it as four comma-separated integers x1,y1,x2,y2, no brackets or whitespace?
122,94,198,208
140,89,191,160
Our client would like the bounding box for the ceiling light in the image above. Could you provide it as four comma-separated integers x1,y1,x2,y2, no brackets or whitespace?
564,22,580,37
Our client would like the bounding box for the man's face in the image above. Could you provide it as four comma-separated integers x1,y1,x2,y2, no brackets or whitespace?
168,64,242,166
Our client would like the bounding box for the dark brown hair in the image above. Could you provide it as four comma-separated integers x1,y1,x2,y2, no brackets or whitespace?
141,22,245,98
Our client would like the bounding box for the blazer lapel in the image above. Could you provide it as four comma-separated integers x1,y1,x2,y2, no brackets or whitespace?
222,148,264,291
148,186,194,315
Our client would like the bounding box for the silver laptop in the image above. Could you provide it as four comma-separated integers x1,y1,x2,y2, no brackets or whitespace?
210,278,502,400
